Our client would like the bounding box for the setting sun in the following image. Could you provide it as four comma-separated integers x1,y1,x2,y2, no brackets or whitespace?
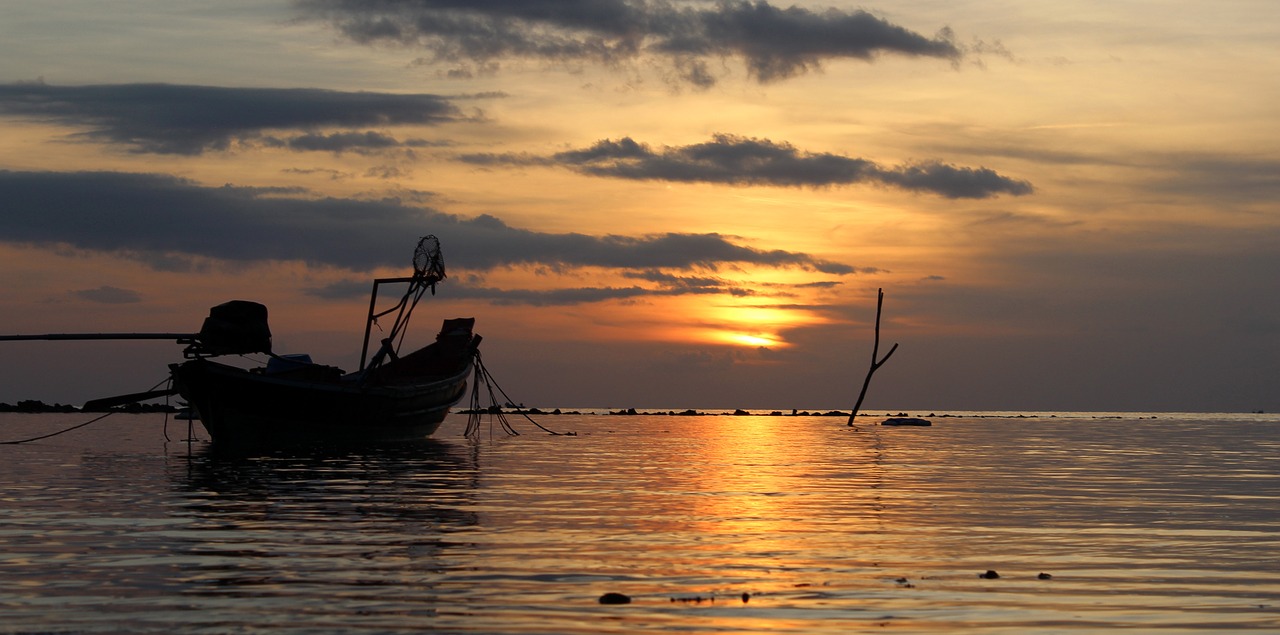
719,332,783,348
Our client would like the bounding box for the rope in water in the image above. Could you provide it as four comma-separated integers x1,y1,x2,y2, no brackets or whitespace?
0,377,172,445
465,350,569,437
0,411,117,445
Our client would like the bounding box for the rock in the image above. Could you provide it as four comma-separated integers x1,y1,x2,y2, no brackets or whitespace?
882,417,932,426
979,570,1000,579
1038,572,1053,580
598,592,631,605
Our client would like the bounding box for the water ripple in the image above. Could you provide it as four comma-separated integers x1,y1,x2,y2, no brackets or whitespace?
1,412,1279,632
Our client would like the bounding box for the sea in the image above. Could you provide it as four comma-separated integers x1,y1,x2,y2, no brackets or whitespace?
2,409,1279,634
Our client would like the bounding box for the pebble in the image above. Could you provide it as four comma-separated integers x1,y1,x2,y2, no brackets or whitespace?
598,592,631,605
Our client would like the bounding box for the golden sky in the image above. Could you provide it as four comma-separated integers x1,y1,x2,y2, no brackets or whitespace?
1,1,1277,411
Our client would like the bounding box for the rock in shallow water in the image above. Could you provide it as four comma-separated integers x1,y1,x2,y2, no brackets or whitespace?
882,417,932,426
598,592,631,605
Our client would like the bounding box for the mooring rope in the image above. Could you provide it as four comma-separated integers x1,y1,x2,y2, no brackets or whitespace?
465,351,569,437
159,377,200,444
0,411,116,445
0,377,172,445
465,353,518,437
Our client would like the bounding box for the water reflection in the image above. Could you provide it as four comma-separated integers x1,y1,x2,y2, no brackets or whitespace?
4,413,1280,633
158,440,483,623
172,439,482,527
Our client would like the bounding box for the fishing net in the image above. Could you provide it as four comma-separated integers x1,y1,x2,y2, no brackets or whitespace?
412,235,446,282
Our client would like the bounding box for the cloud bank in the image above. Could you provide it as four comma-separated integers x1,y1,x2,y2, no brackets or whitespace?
0,82,1029,198
0,82,462,155
463,134,1034,198
0,170,856,279
297,0,961,86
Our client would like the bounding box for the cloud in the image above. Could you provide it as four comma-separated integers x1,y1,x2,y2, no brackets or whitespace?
305,265,859,307
623,269,853,296
71,285,142,304
0,169,857,277
446,285,666,307
462,134,1034,198
262,130,450,154
0,81,463,155
624,269,731,289
297,0,961,86
302,279,673,305
1149,154,1280,205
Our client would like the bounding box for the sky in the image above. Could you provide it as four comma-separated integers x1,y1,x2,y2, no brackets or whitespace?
1,0,1277,412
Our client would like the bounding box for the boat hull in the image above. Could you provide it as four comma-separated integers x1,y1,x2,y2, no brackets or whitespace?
170,358,471,447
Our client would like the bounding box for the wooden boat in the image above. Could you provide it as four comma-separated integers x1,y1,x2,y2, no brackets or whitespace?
170,315,477,447
3,236,480,447
171,236,479,446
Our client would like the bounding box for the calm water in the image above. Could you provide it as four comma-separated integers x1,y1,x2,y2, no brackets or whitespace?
2,410,1279,633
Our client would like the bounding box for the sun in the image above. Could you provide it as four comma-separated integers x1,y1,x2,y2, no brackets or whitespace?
704,307,806,348
720,332,782,348
577,282,835,350
693,301,832,349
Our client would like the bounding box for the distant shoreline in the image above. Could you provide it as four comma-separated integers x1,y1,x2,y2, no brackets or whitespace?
457,407,1170,419
2,401,1264,418
0,400,179,414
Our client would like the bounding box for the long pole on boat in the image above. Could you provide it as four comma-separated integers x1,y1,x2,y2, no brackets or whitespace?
0,332,193,410
0,333,195,342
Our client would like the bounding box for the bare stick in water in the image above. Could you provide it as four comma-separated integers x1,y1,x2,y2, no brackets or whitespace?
848,288,898,426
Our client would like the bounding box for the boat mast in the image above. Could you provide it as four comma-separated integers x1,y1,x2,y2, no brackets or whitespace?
357,235,447,372
358,275,418,372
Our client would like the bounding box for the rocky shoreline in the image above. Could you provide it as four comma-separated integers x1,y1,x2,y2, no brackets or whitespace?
0,400,179,414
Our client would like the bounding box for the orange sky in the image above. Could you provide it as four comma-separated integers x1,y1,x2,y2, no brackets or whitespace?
1,1,1277,411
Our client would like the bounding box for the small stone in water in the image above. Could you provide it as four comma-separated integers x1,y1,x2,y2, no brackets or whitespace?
1038,572,1053,580
599,592,631,604
979,570,1000,579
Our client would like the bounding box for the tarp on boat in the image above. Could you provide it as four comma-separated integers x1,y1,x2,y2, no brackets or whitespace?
192,300,272,356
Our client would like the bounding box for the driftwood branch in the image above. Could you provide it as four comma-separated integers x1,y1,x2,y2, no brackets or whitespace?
847,288,898,426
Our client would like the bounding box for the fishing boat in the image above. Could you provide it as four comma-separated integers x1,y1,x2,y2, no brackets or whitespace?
3,236,480,447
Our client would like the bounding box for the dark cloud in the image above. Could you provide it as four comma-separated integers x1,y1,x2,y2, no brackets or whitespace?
781,280,846,288
297,0,961,86
262,130,450,154
462,134,1034,198
0,169,857,279
623,269,729,289
448,278,745,307
0,81,462,155
446,285,666,307
872,160,1033,199
321,266,853,307
308,264,853,306
624,269,757,297
623,269,854,295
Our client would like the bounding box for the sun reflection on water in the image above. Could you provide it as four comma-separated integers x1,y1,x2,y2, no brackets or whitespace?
3,413,1280,633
